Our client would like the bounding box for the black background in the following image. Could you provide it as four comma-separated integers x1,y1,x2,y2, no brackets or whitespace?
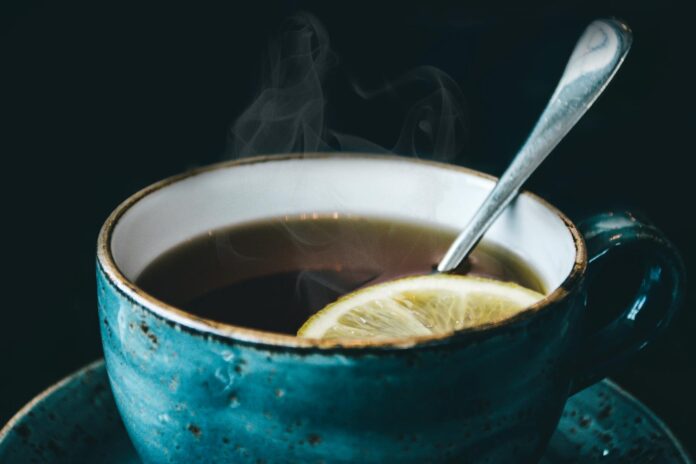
2,0,695,458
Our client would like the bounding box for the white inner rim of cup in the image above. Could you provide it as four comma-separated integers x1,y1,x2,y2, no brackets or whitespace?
111,156,576,294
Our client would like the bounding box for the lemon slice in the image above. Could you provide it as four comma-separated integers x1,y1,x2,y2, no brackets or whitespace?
297,274,545,340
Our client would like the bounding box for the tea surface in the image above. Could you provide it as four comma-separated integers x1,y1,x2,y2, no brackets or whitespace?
136,216,544,334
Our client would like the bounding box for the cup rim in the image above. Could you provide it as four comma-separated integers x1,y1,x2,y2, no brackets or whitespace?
97,153,587,350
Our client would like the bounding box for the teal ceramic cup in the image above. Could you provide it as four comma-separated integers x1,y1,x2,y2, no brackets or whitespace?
97,154,685,463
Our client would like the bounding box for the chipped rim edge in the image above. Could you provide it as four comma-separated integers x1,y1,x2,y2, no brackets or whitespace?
96,153,588,350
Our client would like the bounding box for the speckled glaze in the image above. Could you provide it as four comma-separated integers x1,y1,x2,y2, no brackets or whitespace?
0,361,691,463
98,267,582,463
0,361,139,464
95,155,685,463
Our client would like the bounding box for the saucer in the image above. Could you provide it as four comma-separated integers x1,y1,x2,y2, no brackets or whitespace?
0,360,691,463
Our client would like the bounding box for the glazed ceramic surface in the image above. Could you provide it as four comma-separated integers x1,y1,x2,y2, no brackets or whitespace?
0,361,691,463
96,155,684,463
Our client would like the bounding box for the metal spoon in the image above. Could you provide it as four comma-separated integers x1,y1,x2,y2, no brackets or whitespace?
437,18,633,273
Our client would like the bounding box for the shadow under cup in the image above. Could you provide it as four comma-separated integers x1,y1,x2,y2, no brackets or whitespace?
97,154,683,463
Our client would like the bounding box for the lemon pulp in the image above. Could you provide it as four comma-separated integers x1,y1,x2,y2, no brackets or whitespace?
297,274,545,340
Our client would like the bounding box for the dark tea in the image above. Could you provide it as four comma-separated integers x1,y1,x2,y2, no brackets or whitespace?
136,216,544,335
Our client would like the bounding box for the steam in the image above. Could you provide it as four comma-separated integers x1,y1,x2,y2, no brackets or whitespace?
217,13,472,325
226,14,334,157
348,66,469,159
225,12,468,161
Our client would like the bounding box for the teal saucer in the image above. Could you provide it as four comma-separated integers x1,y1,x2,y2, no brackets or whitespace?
0,360,691,463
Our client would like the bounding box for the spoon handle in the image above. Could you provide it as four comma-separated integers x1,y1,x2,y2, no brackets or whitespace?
438,19,633,273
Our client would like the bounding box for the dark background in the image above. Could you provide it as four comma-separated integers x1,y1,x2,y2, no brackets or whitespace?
2,0,694,458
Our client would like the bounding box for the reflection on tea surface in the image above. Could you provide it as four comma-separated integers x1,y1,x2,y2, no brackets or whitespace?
136,216,544,334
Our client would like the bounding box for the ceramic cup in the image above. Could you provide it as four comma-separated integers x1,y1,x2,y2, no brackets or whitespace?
97,154,684,463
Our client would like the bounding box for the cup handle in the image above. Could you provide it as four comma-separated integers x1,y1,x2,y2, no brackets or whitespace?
571,211,686,393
